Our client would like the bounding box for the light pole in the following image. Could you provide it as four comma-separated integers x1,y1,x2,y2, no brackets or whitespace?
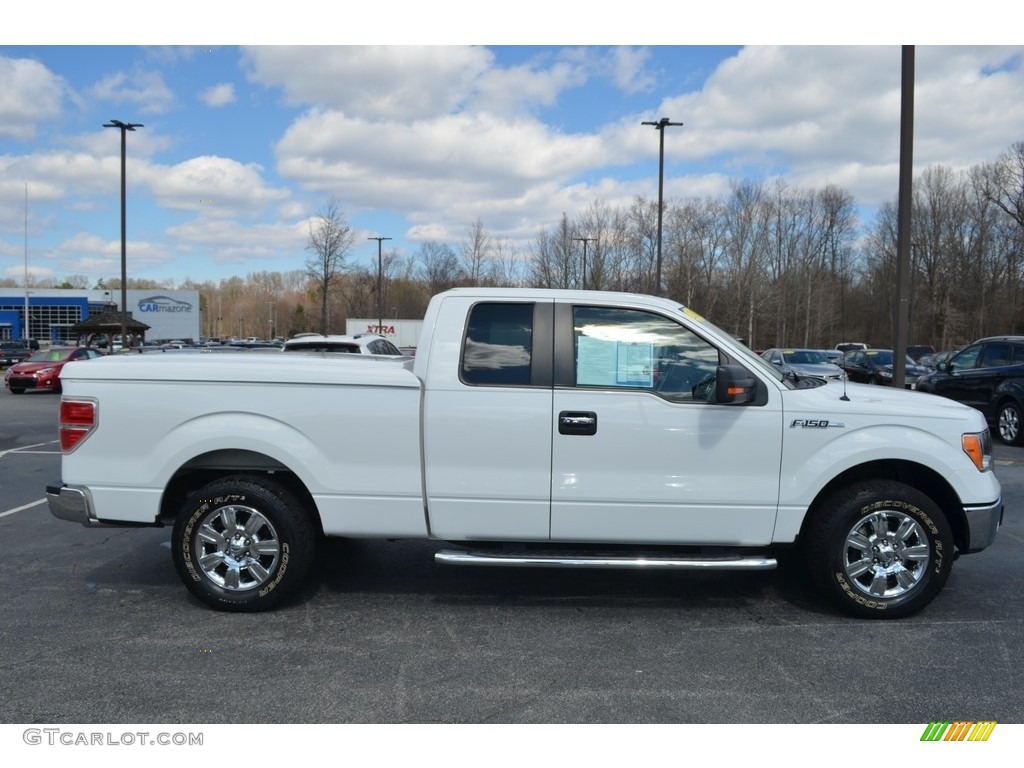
103,119,143,350
23,182,29,341
367,236,392,331
572,237,595,290
641,117,683,296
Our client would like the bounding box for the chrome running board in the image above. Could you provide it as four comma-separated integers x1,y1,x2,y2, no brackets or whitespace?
435,549,777,571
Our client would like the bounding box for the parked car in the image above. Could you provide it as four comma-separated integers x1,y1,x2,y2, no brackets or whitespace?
0,339,38,367
906,344,937,362
914,336,1024,444
835,342,868,353
761,348,845,380
4,347,102,394
282,333,404,356
917,348,961,371
839,349,929,387
820,349,844,364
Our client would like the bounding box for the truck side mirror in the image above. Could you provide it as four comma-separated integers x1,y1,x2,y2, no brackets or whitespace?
715,365,757,404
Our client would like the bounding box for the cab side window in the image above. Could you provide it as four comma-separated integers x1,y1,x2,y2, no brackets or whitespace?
950,345,982,371
461,303,533,386
980,342,1012,368
572,306,720,402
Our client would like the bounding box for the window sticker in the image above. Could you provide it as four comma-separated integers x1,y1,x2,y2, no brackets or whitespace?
616,342,654,386
577,335,653,387
577,334,618,386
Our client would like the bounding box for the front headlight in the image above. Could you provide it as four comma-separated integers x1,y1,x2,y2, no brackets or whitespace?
963,430,993,472
880,370,893,378
36,367,55,375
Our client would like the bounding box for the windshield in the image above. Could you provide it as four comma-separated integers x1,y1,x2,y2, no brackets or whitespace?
671,301,787,385
26,349,74,363
784,350,828,365
864,350,917,367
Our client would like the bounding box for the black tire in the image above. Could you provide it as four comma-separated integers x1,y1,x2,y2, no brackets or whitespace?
997,400,1024,446
868,375,880,385
172,474,315,612
803,480,953,619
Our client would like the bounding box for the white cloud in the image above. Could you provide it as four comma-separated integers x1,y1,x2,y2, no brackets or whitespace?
609,47,655,95
0,56,65,140
200,82,236,107
166,217,307,266
91,70,176,114
140,155,290,216
470,58,588,116
277,108,603,192
242,46,493,120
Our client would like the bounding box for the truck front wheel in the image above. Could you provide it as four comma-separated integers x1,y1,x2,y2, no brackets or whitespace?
172,475,315,612
804,480,953,619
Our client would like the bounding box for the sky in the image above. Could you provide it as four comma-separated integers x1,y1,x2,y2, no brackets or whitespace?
2,6,1022,287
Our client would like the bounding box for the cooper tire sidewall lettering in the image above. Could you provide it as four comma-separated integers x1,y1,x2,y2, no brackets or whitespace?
805,480,954,619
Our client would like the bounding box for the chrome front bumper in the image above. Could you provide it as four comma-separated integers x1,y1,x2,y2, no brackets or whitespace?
963,497,1003,553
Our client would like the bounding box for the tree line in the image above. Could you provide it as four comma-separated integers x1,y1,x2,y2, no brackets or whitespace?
9,141,1023,351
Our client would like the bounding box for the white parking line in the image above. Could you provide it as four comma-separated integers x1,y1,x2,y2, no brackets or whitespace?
0,498,47,519
0,440,59,458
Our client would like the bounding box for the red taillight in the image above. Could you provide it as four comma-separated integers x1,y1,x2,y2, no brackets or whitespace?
59,398,97,453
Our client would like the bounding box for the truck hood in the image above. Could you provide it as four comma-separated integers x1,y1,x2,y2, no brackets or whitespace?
782,377,984,426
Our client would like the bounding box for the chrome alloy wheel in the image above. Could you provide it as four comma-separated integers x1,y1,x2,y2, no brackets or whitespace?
194,504,281,591
841,510,930,599
999,405,1020,444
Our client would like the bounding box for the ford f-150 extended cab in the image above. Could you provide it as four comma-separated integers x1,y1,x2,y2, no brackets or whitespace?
47,288,1003,618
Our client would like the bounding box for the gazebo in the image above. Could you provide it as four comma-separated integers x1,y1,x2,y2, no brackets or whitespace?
71,310,151,352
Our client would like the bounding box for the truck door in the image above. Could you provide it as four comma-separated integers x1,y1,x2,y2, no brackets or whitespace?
421,299,555,541
549,302,783,545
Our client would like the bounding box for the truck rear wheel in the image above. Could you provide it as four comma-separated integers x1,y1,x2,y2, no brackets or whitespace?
172,475,315,612
804,480,953,619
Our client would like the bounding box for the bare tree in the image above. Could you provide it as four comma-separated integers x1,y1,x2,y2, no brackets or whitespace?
460,218,491,286
486,237,525,287
305,200,355,334
418,242,462,295
529,214,577,289
978,141,1024,229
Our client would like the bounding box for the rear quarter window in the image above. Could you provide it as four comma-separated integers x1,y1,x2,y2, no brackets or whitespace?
461,303,533,386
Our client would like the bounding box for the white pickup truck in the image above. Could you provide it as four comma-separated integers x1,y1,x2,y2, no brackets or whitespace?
48,288,1003,618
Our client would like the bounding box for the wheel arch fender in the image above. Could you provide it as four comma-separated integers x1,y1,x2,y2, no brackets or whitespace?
797,459,969,553
151,412,328,528
158,450,321,533
992,381,1024,412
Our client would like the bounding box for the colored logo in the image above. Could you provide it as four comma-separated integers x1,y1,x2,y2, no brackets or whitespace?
138,295,193,313
921,721,997,741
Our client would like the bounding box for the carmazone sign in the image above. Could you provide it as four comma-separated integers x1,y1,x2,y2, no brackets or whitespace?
129,290,200,341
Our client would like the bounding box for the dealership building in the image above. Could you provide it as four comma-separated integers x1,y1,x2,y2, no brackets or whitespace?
0,288,200,344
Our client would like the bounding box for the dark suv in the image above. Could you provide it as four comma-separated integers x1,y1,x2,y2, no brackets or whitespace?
0,339,37,367
914,335,1024,444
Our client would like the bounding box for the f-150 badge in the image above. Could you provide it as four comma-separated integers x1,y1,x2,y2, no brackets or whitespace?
790,419,845,428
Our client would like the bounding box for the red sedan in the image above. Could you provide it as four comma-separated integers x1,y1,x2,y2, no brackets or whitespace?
4,347,102,394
